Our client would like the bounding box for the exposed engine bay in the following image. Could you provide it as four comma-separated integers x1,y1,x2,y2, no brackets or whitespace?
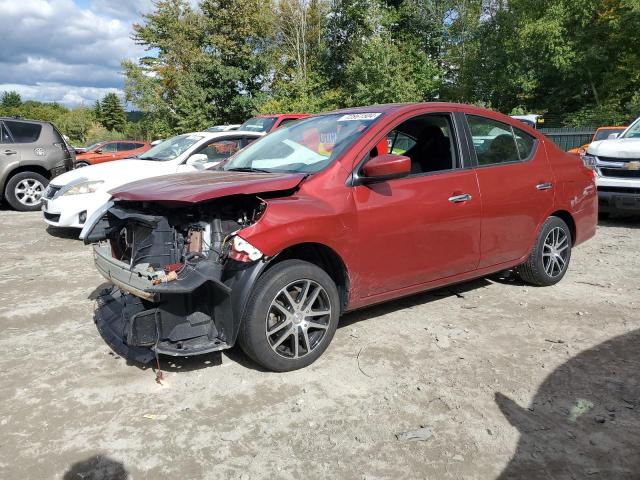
86,195,269,363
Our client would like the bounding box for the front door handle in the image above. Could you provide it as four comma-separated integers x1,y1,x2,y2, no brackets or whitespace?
3,149,17,155
536,182,553,191
448,193,473,203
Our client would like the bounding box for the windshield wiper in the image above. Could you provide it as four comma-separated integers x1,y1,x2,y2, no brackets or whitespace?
226,167,272,173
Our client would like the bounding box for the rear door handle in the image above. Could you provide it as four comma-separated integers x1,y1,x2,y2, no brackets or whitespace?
448,194,473,203
536,182,553,190
3,149,17,155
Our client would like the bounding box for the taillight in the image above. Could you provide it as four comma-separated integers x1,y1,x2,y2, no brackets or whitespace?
229,236,263,262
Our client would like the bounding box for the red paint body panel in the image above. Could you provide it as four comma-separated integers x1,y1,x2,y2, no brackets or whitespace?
474,145,555,268
77,140,151,165
110,171,306,204
112,102,597,312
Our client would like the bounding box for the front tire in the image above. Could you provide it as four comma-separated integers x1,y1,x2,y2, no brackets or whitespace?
4,171,48,211
75,161,90,168
517,216,572,286
238,260,340,372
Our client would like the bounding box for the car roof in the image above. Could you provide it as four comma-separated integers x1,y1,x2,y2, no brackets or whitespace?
0,117,50,125
252,113,309,119
189,130,264,138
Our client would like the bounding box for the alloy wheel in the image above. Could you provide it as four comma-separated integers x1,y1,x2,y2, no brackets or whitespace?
266,279,332,359
15,178,45,206
542,227,569,278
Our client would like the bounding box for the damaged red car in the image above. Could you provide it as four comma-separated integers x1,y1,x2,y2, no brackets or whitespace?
82,103,597,371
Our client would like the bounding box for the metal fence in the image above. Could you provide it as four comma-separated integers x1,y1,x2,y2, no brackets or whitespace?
539,127,597,152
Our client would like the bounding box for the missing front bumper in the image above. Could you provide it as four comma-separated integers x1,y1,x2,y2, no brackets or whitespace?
94,287,231,363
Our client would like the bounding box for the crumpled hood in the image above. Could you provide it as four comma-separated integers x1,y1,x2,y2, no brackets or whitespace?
109,171,307,204
588,138,640,158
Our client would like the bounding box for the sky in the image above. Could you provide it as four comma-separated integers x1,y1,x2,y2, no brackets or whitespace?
0,0,177,108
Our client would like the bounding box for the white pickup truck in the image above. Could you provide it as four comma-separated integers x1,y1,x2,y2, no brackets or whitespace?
584,117,640,215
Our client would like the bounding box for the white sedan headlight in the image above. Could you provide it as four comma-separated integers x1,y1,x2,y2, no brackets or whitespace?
582,154,597,170
63,180,104,196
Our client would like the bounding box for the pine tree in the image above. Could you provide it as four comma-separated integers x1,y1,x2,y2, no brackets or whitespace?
99,93,127,132
94,99,102,121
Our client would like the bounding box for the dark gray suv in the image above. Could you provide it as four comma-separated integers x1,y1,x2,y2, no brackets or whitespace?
0,118,74,211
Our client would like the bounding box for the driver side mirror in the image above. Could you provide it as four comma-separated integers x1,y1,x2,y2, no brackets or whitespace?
360,153,411,183
186,153,209,170
95,149,103,154
608,133,620,139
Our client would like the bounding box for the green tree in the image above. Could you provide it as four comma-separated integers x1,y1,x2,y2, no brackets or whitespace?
99,93,127,132
94,99,102,120
55,108,96,143
1,91,22,108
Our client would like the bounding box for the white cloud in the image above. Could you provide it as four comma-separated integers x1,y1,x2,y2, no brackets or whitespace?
0,0,154,106
0,82,122,107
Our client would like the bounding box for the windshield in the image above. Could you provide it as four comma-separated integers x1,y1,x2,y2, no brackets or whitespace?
138,134,204,161
222,112,382,174
594,128,625,141
239,117,277,133
621,119,640,139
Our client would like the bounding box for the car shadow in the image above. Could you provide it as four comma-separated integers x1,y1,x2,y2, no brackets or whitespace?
495,329,640,479
63,454,128,480
46,225,81,239
598,214,640,229
96,276,497,374
338,277,493,329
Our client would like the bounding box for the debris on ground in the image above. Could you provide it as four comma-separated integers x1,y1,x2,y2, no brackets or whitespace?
396,426,434,442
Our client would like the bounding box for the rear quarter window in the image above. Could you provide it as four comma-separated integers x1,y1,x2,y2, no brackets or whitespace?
4,121,42,143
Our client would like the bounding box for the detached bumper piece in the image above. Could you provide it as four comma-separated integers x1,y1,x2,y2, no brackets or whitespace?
95,287,231,363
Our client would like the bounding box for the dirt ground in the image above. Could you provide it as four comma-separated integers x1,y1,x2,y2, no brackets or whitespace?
1,209,639,480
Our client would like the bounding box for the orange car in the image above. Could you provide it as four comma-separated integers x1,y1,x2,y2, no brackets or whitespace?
568,126,627,155
74,140,151,167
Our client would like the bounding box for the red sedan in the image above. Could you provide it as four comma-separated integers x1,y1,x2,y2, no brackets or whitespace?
84,103,597,371
75,140,151,167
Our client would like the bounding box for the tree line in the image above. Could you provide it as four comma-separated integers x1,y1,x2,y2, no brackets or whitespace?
124,0,640,136
1,91,141,144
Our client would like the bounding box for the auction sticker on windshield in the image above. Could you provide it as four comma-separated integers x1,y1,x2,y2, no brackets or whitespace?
338,113,382,122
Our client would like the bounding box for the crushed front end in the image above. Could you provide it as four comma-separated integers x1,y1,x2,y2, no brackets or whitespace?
85,197,268,363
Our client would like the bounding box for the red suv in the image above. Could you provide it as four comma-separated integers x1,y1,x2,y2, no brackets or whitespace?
75,140,151,167
239,114,309,133
84,103,597,371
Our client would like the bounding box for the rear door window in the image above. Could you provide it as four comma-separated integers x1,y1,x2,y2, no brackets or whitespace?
467,116,520,166
513,128,536,160
117,142,136,151
0,122,13,144
4,121,42,143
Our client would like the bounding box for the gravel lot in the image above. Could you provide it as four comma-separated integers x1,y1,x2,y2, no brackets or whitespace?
1,209,639,479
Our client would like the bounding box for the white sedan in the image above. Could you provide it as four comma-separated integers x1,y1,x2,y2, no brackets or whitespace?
42,130,262,233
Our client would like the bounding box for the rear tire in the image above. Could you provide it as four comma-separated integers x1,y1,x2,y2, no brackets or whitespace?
75,161,90,168
517,216,572,286
4,171,49,211
238,260,340,372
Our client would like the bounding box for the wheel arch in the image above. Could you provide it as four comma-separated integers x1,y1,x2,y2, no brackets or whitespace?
2,165,51,198
267,242,350,313
549,210,576,245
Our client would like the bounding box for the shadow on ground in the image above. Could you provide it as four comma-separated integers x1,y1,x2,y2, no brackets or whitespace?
496,329,640,479
63,455,128,480
92,276,495,373
46,226,81,239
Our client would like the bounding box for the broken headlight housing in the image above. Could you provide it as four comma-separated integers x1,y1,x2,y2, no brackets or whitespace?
229,236,263,262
